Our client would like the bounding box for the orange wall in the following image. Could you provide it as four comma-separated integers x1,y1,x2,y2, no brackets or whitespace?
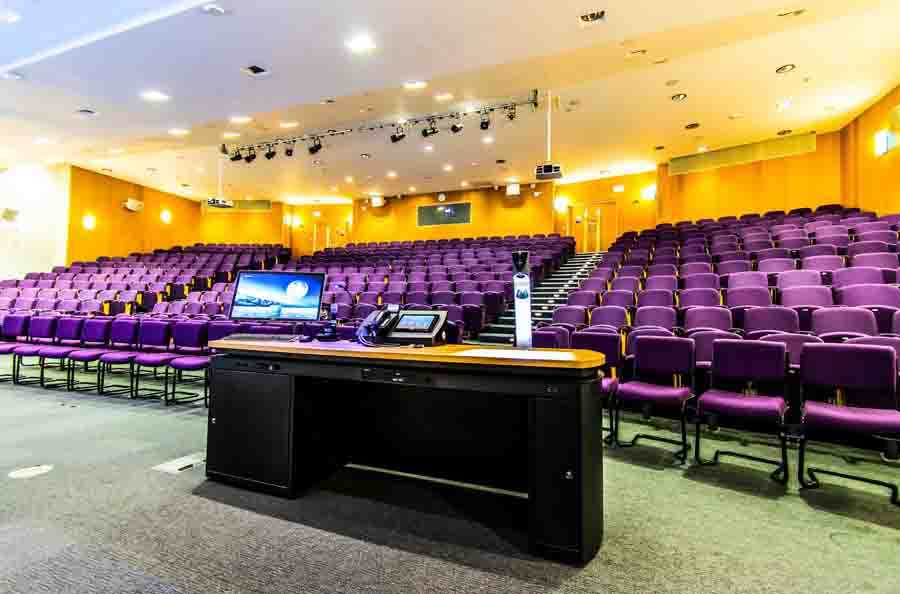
198,202,286,245
657,132,844,224
842,84,900,215
350,184,556,244
67,166,202,264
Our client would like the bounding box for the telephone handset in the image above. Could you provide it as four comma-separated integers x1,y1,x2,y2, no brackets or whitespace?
357,304,402,346
356,306,448,347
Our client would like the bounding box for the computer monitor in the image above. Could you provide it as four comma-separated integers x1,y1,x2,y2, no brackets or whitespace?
229,271,325,322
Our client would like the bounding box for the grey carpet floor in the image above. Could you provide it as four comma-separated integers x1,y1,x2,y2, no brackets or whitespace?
0,362,899,594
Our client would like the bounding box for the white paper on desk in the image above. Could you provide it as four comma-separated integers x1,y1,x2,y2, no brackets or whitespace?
456,348,576,361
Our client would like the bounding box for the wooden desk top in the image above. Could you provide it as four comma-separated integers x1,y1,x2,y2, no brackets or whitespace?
209,339,606,370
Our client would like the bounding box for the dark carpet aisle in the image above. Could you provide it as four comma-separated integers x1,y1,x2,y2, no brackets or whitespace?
1,371,899,594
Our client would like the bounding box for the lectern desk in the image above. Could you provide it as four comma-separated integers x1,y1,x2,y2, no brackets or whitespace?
206,339,605,564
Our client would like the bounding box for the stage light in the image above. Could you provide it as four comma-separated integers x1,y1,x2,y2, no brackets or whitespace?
308,137,323,155
506,105,517,121
450,120,464,134
285,142,295,157
480,111,491,130
230,149,243,162
422,119,439,138
244,147,257,163
390,125,407,143
265,145,277,160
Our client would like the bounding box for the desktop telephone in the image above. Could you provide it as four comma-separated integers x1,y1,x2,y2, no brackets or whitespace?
357,305,449,347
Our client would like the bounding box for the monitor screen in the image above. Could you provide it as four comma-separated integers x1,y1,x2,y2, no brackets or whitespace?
230,271,325,322
394,312,440,333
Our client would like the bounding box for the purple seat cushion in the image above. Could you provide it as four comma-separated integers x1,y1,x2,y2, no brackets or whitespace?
68,348,110,362
617,381,692,406
134,353,179,367
803,401,900,436
698,390,786,424
0,343,20,355
600,377,618,395
169,356,211,371
13,345,44,357
99,351,139,364
38,346,80,359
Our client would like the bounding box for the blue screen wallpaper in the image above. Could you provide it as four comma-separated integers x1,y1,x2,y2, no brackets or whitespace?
231,272,325,321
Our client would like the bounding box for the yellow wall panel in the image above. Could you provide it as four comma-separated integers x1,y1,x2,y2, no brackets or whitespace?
844,85,900,215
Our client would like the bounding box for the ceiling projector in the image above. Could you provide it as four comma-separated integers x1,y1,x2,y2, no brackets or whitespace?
206,197,234,209
535,163,562,181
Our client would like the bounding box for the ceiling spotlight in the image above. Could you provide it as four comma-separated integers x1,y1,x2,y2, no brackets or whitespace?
423,144,434,153
223,131,240,139
168,128,190,136
244,147,257,163
140,90,170,102
435,92,454,102
480,111,491,130
685,122,701,130
450,120,464,134
308,137,323,155
778,129,793,136
280,121,299,129
422,119,439,138
345,176,354,183
409,186,417,193
482,136,494,144
671,93,688,102
443,164,454,172
506,105,517,121
346,33,377,54
360,153,372,160
387,171,398,178
698,146,709,153
230,115,252,124
230,149,243,162
390,125,407,143
776,64,797,74
265,145,277,160
403,81,428,90
655,145,665,150
460,181,469,188
285,141,295,157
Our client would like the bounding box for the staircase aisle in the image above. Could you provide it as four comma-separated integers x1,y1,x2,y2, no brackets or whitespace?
476,251,605,344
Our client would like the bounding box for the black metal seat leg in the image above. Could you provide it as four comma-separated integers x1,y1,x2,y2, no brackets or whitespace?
613,404,691,464
799,436,899,505
695,417,789,484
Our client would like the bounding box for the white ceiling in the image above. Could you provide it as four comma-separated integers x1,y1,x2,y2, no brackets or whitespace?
1,0,899,202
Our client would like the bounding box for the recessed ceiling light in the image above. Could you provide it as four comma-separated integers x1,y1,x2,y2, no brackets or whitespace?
460,180,469,188
360,153,372,159
408,186,417,193
140,90,170,102
386,171,398,178
627,49,648,57
729,113,745,120
345,176,354,183
229,115,252,124
320,98,336,105
435,92,454,102
101,168,113,173
777,98,793,112
73,108,98,119
168,128,190,136
0,10,21,24
423,144,434,153
698,146,709,153
200,3,230,16
665,79,680,87
403,81,428,91
776,64,796,74
685,122,701,130
471,162,479,166
345,33,376,54
443,164,454,172
109,148,125,155
331,186,339,192
223,132,240,139
280,121,300,129
33,137,56,145
778,129,793,136
241,65,269,78
652,57,669,65
482,136,494,144
777,9,806,17
612,184,625,193
655,145,665,150
671,93,688,102
2,71,24,81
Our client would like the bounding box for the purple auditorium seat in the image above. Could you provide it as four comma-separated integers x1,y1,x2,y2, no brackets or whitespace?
717,260,752,277
779,286,834,332
776,270,822,290
757,258,796,274
684,306,733,335
692,330,742,376
682,273,720,291
798,244,838,260
798,343,900,504
756,248,791,262
645,276,677,292
617,265,645,279
637,290,675,308
550,306,589,332
725,287,772,328
778,237,811,251
96,318,141,395
695,339,789,484
430,290,457,306
406,291,430,307
647,264,677,278
812,307,878,342
12,317,59,385
682,254,713,265
567,291,599,308
854,233,897,247
602,290,636,310
853,221,892,235
168,320,210,406
36,317,86,388
743,306,800,340
581,278,608,292
633,306,676,331
728,271,768,289
572,330,621,436
455,280,479,293
838,284,900,333
588,306,630,333
533,326,571,349
611,277,641,293
832,266,884,289
64,317,113,390
612,336,695,463
358,291,381,306
678,288,722,311
760,333,824,370
458,292,486,334
431,280,454,292
680,263,713,276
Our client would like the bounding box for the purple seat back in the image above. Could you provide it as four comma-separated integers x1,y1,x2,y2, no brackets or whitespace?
728,271,768,289
760,333,824,367
602,290,635,309
552,306,588,326
757,259,795,274
780,286,833,307
633,336,695,377
725,287,771,308
776,270,821,289
743,306,800,337
711,339,786,387
685,307,732,332
692,330,742,366
811,307,878,338
634,306,676,329
679,288,721,308
832,267,884,289
800,343,897,411
637,290,674,308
